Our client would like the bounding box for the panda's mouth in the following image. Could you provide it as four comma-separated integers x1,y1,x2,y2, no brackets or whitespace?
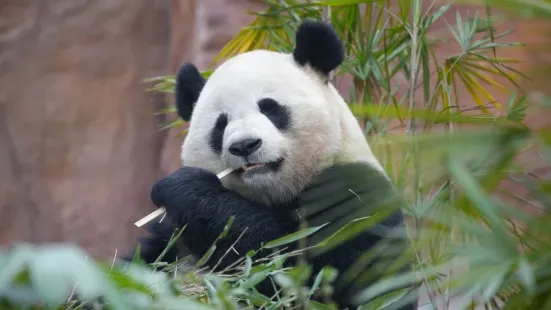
238,158,284,174
242,163,266,172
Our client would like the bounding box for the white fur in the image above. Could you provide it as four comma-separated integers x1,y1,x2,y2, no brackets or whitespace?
181,50,386,206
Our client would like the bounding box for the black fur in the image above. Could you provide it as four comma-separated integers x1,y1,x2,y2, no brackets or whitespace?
209,113,228,154
125,164,417,309
292,19,345,77
258,98,291,131
175,63,205,121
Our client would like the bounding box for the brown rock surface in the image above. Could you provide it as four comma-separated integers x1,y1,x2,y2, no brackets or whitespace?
0,0,171,259
158,0,198,176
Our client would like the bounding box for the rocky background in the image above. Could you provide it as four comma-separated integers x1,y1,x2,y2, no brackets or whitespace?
0,0,550,261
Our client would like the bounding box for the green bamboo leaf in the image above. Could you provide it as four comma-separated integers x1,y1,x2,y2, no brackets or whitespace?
308,300,339,309
351,264,447,306
460,66,501,110
312,210,397,255
457,0,551,21
0,247,29,290
456,67,491,113
349,103,521,125
0,244,131,310
446,158,513,245
517,257,535,295
462,62,507,91
308,266,337,300
153,225,186,265
505,92,528,122
358,287,412,310
263,223,328,249
317,0,382,6
97,263,154,296
237,268,272,292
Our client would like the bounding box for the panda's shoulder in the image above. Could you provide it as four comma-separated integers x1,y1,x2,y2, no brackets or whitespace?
297,162,406,224
305,162,398,198
319,162,388,180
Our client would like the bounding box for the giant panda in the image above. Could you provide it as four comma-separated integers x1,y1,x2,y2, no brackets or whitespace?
125,19,417,309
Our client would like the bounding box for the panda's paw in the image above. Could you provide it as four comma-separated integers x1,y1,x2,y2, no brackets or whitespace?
150,166,224,221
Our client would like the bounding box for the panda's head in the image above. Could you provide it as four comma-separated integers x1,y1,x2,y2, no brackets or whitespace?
175,19,385,206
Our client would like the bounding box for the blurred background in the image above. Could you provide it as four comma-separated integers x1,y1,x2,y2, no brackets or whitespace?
1,0,550,262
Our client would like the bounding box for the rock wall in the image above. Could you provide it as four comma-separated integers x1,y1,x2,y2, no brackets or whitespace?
0,0,172,259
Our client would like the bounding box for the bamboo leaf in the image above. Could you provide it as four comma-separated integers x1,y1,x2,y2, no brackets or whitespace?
263,224,329,249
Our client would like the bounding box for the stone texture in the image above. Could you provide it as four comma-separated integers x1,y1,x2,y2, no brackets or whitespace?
158,0,198,176
0,0,171,259
194,0,265,68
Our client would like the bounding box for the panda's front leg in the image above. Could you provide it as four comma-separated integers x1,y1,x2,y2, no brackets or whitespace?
150,166,299,270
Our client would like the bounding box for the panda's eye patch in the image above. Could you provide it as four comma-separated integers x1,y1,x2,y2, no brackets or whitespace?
209,113,228,154
258,98,290,131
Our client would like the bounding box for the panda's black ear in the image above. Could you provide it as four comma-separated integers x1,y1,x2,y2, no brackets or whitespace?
175,62,206,121
292,19,344,78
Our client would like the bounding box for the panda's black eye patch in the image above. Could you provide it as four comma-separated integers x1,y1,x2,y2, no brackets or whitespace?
258,98,290,131
209,113,228,154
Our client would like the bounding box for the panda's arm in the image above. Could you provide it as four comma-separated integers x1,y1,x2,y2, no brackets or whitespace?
150,166,299,270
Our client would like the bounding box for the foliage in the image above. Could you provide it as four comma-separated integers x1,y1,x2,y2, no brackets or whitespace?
2,0,551,309
0,224,335,310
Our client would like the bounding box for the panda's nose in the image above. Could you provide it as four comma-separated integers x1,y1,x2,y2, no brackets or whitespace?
228,138,262,157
